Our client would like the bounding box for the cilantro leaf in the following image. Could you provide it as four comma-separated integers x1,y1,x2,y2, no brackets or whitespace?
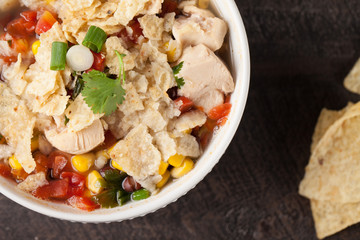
64,116,69,125
175,76,185,89
172,61,185,89
172,61,183,75
82,71,126,115
81,51,126,116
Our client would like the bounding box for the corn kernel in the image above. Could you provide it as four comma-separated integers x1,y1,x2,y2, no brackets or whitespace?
31,136,39,152
198,0,210,9
83,189,93,198
170,158,194,178
32,40,41,55
183,129,192,134
45,0,55,3
96,150,110,160
158,161,169,175
107,144,117,156
163,42,177,62
168,154,185,168
86,170,104,194
9,155,22,170
111,159,124,172
156,170,170,188
71,153,95,173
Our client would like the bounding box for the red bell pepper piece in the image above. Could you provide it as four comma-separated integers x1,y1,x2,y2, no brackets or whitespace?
207,103,232,120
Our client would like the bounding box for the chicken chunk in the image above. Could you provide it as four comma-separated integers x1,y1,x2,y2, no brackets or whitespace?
178,44,234,113
45,119,104,154
172,6,227,51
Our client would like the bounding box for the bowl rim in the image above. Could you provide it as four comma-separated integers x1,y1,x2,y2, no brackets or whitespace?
0,0,250,223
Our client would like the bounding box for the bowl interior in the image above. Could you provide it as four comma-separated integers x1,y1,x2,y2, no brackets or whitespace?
0,0,250,222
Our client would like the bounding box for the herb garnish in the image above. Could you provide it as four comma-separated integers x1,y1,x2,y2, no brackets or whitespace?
92,169,130,208
172,61,185,89
81,51,126,116
72,77,84,100
64,116,69,125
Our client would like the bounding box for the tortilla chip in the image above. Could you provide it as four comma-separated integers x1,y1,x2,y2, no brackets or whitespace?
0,83,35,173
1,54,29,96
299,102,360,203
344,58,360,94
63,0,96,12
65,94,102,132
138,15,164,41
311,103,353,153
311,199,360,239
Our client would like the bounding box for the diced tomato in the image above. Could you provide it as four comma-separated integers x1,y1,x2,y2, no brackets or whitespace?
60,172,86,196
34,151,49,169
129,20,143,43
67,196,100,211
33,179,69,200
52,156,68,178
0,55,18,64
13,38,29,53
20,11,38,22
35,11,57,35
87,51,105,72
174,96,194,113
207,103,232,121
118,19,144,45
0,163,12,179
5,18,23,37
6,18,33,38
160,0,181,17
48,150,72,168
11,169,29,181
48,150,72,178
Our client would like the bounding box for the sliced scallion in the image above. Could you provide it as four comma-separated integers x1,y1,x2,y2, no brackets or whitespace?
82,26,107,53
131,189,150,201
50,42,68,71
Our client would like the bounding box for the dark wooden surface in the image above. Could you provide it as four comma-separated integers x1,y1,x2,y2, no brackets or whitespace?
1,1,360,239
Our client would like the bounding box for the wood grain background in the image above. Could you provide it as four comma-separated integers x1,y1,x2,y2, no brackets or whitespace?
1,0,360,239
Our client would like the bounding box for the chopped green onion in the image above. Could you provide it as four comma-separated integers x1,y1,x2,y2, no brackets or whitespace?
131,189,150,201
82,26,107,53
116,190,130,206
50,42,68,71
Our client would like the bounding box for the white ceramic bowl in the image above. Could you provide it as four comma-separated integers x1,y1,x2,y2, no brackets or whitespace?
0,0,250,222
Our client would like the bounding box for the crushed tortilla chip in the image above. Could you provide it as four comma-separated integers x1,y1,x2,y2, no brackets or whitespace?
0,83,35,173
138,15,165,41
63,0,97,12
65,94,102,132
110,124,162,191
1,54,29,96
